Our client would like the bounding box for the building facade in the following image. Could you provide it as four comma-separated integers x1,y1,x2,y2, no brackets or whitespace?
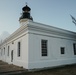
0,4,76,69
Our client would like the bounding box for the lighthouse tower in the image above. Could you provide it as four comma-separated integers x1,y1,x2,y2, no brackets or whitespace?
19,4,33,26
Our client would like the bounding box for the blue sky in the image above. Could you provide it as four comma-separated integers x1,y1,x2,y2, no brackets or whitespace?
0,0,76,34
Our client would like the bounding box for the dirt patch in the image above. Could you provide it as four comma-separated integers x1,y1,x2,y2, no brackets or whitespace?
23,65,76,75
0,60,76,75
0,61,26,74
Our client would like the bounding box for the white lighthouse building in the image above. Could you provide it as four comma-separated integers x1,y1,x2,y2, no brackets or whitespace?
0,4,76,70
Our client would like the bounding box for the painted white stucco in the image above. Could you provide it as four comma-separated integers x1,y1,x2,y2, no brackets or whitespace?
0,19,76,69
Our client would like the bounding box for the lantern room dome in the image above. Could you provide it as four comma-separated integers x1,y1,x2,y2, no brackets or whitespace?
22,5,31,11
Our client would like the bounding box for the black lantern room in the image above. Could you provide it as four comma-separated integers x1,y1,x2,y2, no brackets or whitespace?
19,4,33,21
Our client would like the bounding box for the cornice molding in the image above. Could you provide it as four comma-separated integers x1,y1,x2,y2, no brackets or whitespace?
1,20,76,45
1,22,29,45
28,21,76,39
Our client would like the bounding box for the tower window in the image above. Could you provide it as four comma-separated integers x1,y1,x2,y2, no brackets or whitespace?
73,43,76,55
60,47,65,54
41,40,48,56
17,42,21,57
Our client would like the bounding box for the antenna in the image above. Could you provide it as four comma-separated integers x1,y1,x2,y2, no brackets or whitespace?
25,2,28,5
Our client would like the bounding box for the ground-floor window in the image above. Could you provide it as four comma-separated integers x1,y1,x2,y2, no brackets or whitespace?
41,40,48,56
8,46,9,56
1,49,2,56
17,42,21,57
60,47,65,54
73,43,76,55
4,47,5,55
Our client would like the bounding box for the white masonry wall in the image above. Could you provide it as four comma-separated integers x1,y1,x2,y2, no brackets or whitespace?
28,21,76,69
0,25,29,69
13,33,29,69
28,32,76,69
0,20,76,70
